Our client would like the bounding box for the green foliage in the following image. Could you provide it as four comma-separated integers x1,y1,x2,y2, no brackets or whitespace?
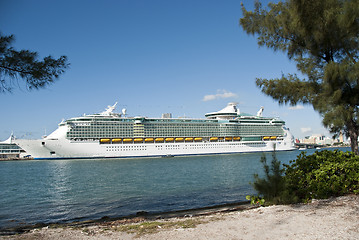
250,151,287,204
115,219,206,236
240,0,359,154
246,195,265,206
284,150,359,201
0,33,69,93
251,150,359,204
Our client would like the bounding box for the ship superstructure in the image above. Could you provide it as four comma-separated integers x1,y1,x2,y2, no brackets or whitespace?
0,133,25,159
15,103,295,159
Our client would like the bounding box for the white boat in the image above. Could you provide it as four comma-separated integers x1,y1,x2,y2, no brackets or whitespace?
15,102,295,160
0,133,25,159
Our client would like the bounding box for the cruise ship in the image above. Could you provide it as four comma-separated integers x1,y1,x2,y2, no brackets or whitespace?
15,103,295,159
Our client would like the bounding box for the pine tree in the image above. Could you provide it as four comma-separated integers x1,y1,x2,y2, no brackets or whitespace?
0,33,69,93
240,0,359,154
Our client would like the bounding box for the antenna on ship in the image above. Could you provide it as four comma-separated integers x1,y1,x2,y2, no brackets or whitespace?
122,108,127,117
42,128,47,139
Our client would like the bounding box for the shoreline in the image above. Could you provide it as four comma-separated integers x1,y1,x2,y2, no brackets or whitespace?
3,194,358,239
0,200,253,236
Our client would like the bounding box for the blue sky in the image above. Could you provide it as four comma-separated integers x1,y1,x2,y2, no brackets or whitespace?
0,0,329,140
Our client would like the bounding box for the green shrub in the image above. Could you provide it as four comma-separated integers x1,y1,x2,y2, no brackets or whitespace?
251,150,359,204
250,151,287,204
283,150,359,201
246,195,265,206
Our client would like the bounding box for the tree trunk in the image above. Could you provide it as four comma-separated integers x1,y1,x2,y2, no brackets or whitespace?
347,120,359,155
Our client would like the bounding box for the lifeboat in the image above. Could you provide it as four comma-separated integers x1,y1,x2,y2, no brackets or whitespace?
112,138,122,143
270,136,277,140
134,138,143,142
185,137,193,142
175,137,184,142
165,137,174,142
145,138,154,142
225,137,233,141
155,138,164,142
194,137,202,142
263,136,270,140
123,138,133,143
210,137,218,141
100,138,110,143
233,137,241,141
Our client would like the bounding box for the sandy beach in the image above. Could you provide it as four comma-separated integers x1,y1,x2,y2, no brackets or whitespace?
4,194,359,240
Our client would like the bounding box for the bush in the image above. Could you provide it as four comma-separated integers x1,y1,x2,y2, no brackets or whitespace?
250,151,287,204
250,150,359,204
283,150,359,201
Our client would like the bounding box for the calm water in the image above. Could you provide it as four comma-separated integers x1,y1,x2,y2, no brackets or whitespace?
0,147,349,229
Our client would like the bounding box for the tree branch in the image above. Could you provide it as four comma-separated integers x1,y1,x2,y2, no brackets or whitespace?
0,65,33,76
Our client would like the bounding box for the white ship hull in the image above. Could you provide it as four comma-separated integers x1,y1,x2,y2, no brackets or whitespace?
16,136,295,160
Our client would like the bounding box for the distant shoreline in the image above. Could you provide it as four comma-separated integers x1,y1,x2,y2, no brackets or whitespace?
0,145,352,161
0,158,33,161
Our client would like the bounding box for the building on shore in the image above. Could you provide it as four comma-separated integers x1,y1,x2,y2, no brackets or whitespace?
297,133,348,146
0,134,26,160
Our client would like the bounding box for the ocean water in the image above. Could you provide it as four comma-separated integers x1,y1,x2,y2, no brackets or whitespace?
0,147,349,229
